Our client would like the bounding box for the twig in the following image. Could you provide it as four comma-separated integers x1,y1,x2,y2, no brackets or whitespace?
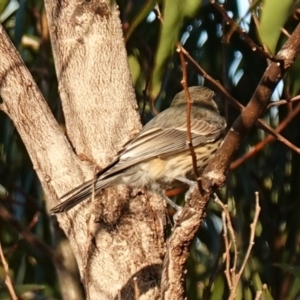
216,193,263,298
0,203,54,259
162,15,300,300
221,210,232,288
254,289,263,300
247,0,270,55
229,192,261,300
155,4,201,190
211,0,280,62
156,0,299,157
230,104,300,169
134,276,140,300
215,195,238,288
28,212,39,229
0,240,18,300
231,102,300,169
181,47,300,155
267,94,300,108
281,27,291,38
177,44,201,190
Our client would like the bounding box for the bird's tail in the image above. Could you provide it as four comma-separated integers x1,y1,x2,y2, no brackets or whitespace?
50,174,120,214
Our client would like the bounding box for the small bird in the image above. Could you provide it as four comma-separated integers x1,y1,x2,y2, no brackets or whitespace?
50,86,226,213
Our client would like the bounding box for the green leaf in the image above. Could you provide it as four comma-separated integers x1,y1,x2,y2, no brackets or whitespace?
0,284,45,300
128,54,141,85
259,0,294,53
149,0,202,99
0,0,18,23
125,0,158,42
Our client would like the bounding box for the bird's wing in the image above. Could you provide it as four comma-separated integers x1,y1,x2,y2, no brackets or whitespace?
100,117,225,179
51,117,225,213
57,118,224,199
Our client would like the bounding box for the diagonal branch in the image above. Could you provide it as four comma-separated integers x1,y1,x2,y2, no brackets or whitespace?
181,47,300,155
211,0,279,62
162,22,300,299
178,44,201,190
207,23,300,179
231,102,300,169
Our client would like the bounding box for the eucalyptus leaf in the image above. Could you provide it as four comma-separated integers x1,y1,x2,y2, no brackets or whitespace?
259,0,293,53
149,0,202,99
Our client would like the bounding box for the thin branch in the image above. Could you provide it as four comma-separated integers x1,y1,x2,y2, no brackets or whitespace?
267,95,300,108
181,47,300,155
247,0,270,55
221,208,232,288
211,0,280,62
155,6,207,298
0,241,18,300
28,212,39,229
177,44,201,190
215,195,238,288
155,4,205,182
216,193,262,298
231,102,300,169
155,0,201,193
281,27,291,38
226,216,238,285
255,289,263,300
154,4,163,23
229,192,261,300
134,276,140,300
0,203,55,260
165,22,300,300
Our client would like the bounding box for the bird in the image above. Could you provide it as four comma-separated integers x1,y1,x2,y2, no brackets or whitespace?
50,86,226,213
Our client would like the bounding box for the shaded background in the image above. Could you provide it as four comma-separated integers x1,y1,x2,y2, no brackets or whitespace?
0,0,300,299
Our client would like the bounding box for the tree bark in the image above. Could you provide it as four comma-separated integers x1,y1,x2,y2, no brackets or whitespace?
161,22,300,299
0,1,165,299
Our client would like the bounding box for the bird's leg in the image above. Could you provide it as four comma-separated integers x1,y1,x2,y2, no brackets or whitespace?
158,192,182,211
175,176,198,203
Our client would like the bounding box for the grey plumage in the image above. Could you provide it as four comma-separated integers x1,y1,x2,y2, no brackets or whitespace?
50,86,226,213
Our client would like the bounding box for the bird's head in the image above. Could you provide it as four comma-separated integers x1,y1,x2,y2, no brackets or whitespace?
171,86,220,112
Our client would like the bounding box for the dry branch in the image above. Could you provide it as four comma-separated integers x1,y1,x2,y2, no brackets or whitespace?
161,23,300,299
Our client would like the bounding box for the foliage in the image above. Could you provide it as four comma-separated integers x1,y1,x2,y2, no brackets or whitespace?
1,0,300,299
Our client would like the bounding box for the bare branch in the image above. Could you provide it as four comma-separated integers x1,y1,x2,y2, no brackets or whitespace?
215,193,262,299
220,205,232,288
181,47,300,155
0,240,18,300
215,195,238,288
205,23,300,185
178,44,201,189
211,0,280,62
231,102,300,169
164,22,300,299
229,192,261,299
281,27,292,38
0,203,55,259
267,94,300,108
255,289,263,300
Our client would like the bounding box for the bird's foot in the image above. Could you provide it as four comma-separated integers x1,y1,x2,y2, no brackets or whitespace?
160,192,182,211
175,176,199,203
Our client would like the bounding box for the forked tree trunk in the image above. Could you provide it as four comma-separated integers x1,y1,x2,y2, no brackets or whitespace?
0,1,165,299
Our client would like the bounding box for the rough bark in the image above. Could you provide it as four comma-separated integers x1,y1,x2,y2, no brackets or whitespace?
161,23,300,299
0,23,87,300
0,1,165,299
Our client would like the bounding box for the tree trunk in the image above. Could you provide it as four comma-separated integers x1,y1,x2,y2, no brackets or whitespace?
0,1,165,299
